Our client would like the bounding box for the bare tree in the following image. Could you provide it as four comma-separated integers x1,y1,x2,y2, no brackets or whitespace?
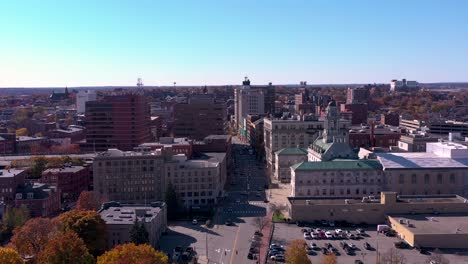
379,248,406,264
427,249,449,264
254,217,268,231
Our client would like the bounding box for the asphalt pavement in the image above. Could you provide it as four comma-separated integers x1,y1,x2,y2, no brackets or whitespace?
160,137,270,264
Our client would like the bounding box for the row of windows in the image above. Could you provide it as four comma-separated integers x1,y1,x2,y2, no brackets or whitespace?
182,198,215,205
298,178,382,184
179,191,213,197
173,184,214,190
398,174,455,184
298,188,380,196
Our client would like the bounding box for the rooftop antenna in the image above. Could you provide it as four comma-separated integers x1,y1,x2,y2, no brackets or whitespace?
137,78,144,89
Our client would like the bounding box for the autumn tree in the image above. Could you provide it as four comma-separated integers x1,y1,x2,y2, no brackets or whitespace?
379,248,406,264
15,128,28,137
97,243,168,264
57,210,106,256
321,253,337,264
37,231,94,264
0,247,24,264
130,220,149,245
76,191,99,211
285,239,311,264
9,218,58,258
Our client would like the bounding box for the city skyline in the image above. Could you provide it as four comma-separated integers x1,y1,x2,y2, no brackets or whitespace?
1,0,468,87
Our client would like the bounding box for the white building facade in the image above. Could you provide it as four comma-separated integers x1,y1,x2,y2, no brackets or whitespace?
76,90,97,114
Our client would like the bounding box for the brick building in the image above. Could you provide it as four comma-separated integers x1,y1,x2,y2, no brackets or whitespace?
340,103,368,125
0,133,15,154
15,183,61,217
172,94,226,140
0,169,26,202
41,166,91,202
83,94,152,151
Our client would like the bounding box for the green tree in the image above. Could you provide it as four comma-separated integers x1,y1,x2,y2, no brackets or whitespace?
37,231,94,264
165,182,179,220
129,220,149,245
2,205,30,236
57,210,106,256
30,157,48,178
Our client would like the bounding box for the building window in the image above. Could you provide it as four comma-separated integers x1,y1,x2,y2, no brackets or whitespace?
437,174,442,184
411,174,417,184
322,189,326,195
450,174,455,184
346,189,350,195
399,174,404,184
424,174,430,184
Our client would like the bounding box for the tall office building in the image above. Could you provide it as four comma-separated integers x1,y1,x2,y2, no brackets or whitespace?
234,78,265,139
172,94,226,140
76,90,97,114
83,94,152,151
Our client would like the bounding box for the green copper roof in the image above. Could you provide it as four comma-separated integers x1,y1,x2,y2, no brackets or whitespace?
276,148,308,156
312,139,332,152
291,160,382,171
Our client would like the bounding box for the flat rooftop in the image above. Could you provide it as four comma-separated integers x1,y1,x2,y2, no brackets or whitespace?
0,169,24,178
389,214,468,235
43,166,86,173
376,152,468,169
288,194,467,206
100,206,163,225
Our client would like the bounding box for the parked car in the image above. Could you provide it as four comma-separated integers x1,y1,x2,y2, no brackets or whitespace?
306,247,316,255
310,243,320,250
335,229,343,235
270,254,285,261
311,232,318,239
363,242,372,250
304,232,312,239
192,219,198,225
394,241,410,249
325,231,333,239
348,243,357,250
321,247,328,254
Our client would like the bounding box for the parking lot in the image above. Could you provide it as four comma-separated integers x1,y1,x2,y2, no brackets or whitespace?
269,222,468,264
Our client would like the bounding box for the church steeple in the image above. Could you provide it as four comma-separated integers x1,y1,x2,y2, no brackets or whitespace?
65,86,69,95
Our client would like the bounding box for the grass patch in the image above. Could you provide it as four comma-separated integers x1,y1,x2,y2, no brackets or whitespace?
272,211,285,222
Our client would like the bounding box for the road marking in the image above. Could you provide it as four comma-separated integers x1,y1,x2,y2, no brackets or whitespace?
229,225,241,264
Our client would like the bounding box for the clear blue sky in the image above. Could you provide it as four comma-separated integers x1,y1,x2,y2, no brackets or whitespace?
1,0,467,87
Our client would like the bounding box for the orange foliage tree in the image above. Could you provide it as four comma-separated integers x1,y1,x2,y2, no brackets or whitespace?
97,243,168,264
0,247,23,264
285,239,311,264
76,191,99,211
9,218,59,258
321,253,337,264
37,231,94,264
57,210,106,256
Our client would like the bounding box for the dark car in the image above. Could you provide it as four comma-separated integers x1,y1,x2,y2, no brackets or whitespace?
418,247,429,255
355,260,364,264
247,252,254,259
394,241,410,249
225,219,234,226
321,247,328,254
363,242,372,250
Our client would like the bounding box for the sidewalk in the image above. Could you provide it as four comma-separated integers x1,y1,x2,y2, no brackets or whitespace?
268,183,291,218
259,211,273,264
